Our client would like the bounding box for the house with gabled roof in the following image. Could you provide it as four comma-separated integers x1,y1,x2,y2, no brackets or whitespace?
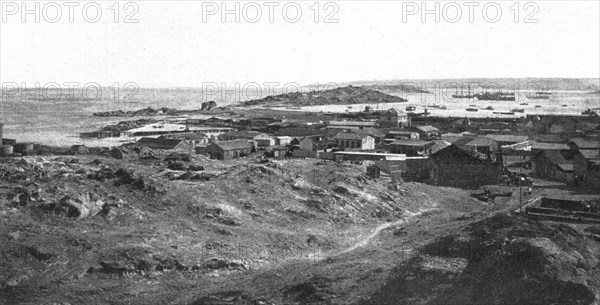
379,107,410,128
531,149,574,183
428,145,501,188
573,148,600,190
389,140,432,156
333,132,375,150
484,134,529,147
202,139,254,160
299,136,331,152
136,137,192,151
412,125,441,140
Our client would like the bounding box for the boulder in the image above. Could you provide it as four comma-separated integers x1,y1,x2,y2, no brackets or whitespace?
110,148,127,159
54,193,105,218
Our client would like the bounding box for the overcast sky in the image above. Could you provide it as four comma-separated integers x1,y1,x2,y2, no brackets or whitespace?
1,1,599,88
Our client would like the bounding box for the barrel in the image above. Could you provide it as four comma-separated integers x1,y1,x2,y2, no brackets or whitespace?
13,143,34,153
1,145,14,156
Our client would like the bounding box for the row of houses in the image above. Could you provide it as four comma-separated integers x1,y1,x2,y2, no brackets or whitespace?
124,112,599,191
527,139,600,189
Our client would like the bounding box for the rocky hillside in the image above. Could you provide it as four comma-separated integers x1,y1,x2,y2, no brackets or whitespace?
366,212,600,305
242,86,408,107
0,151,483,304
4,149,595,305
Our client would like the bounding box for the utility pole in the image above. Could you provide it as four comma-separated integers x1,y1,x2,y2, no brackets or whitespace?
519,155,525,214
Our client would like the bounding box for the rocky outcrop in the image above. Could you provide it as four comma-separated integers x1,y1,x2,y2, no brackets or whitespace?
201,101,217,111
242,85,408,107
367,212,600,305
53,193,105,218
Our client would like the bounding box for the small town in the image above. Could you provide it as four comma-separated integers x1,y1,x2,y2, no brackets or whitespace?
2,87,600,304
62,103,600,192
2,1,600,304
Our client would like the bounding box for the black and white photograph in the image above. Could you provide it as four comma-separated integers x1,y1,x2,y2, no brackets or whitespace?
1,1,599,304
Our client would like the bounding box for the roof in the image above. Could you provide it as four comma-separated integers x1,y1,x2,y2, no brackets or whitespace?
540,150,573,167
329,120,377,127
355,127,385,138
429,140,451,154
325,126,360,130
441,136,462,144
253,134,272,139
557,164,574,172
334,133,371,140
390,140,432,147
137,137,185,149
450,137,477,147
431,144,489,162
532,134,566,143
388,131,417,135
222,130,263,139
213,139,253,150
578,150,600,160
484,134,528,143
503,141,533,151
464,137,496,147
570,138,600,149
415,125,439,133
531,142,569,150
188,127,232,132
276,127,324,137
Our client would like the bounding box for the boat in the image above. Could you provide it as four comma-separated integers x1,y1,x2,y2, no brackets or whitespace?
405,105,416,111
427,104,447,109
483,106,494,110
562,104,568,107
466,107,479,112
452,85,475,98
527,89,552,99
475,92,516,101
582,109,599,116
526,94,550,100
408,110,429,117
493,111,515,115
534,105,542,108
511,108,525,113
519,103,528,105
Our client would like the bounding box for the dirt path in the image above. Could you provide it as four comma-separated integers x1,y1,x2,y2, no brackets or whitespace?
305,209,431,260
334,219,406,255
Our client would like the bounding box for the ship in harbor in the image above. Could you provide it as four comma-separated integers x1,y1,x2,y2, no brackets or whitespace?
474,91,516,101
526,89,552,99
405,105,416,111
582,108,599,116
451,85,476,98
466,107,479,112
